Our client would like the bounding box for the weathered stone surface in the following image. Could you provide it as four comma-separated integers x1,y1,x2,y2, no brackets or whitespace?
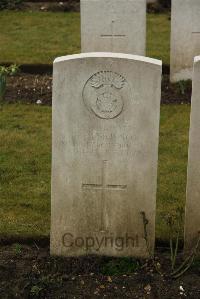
81,0,146,55
51,53,162,257
170,0,200,82
185,56,200,253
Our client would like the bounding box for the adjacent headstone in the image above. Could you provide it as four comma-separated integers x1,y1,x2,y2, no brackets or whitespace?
81,0,146,55
51,53,162,257
184,56,200,253
170,0,200,82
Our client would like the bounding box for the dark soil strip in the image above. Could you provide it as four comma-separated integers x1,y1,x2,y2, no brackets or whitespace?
0,244,199,298
0,235,50,247
18,64,53,75
3,0,80,12
1,63,52,75
1,63,170,75
5,73,191,105
2,1,171,13
0,233,184,250
24,0,78,2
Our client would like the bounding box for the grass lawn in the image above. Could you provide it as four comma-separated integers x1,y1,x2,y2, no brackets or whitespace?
0,103,190,240
0,11,170,65
0,104,51,237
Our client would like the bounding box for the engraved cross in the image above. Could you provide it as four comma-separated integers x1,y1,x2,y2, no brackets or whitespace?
100,20,126,50
82,160,127,232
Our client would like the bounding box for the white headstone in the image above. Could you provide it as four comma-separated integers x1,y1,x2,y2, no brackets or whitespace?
170,0,200,82
51,53,162,257
185,56,200,253
81,0,146,55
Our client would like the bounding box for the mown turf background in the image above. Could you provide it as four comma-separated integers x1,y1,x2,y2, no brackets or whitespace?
0,104,190,240
0,12,170,65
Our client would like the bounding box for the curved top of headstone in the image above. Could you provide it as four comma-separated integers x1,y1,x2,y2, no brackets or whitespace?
54,53,162,67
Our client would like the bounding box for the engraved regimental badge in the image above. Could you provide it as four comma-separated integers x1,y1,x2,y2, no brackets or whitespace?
83,71,127,119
